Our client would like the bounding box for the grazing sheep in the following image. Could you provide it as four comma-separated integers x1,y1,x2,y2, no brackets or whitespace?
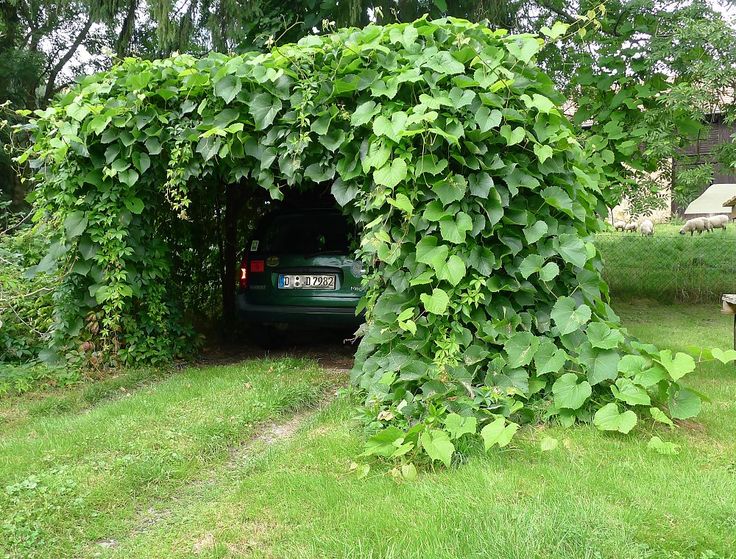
614,220,626,232
679,217,707,236
639,219,654,236
708,214,729,230
624,222,637,233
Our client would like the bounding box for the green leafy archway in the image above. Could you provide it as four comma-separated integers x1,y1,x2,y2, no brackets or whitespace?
22,17,703,464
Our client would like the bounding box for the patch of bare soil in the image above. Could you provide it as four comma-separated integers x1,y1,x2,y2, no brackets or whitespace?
195,326,358,371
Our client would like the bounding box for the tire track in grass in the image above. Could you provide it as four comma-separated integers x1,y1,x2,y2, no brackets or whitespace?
91,371,346,556
0,360,345,559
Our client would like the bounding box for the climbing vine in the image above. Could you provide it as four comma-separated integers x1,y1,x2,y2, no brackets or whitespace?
20,17,726,466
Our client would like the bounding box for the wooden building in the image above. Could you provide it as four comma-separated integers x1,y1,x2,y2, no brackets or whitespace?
672,113,736,215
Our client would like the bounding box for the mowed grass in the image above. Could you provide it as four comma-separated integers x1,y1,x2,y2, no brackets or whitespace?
0,358,336,558
98,315,736,559
596,223,736,302
2,302,736,558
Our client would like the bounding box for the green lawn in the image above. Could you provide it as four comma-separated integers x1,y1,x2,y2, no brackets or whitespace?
0,359,335,558
595,224,736,302
2,302,735,558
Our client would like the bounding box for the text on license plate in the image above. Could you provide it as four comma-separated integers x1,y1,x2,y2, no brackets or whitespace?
278,274,337,289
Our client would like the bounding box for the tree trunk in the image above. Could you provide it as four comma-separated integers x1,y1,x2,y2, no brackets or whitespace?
116,0,138,57
221,183,241,325
43,15,93,103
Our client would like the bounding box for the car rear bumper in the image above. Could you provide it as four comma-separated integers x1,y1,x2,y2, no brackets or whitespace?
236,294,363,326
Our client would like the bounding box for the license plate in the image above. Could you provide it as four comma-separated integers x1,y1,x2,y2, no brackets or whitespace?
278,274,337,290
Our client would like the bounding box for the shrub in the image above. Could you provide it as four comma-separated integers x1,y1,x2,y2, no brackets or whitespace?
0,226,55,363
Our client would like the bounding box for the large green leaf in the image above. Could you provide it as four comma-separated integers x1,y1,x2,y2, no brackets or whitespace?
420,288,450,314
422,50,465,75
420,429,455,467
587,323,624,350
373,158,407,188
434,176,467,205
214,74,242,103
500,125,525,146
611,378,651,406
552,373,592,410
123,197,144,214
249,92,282,130
480,418,519,450
363,427,413,458
351,100,380,126
504,331,540,368
444,414,477,440
475,106,502,133
668,386,701,419
539,262,559,282
583,348,620,385
523,221,548,244
416,155,448,176
439,212,472,244
593,403,637,434
711,348,736,364
656,350,695,381
534,340,567,375
331,178,358,206
551,297,591,335
556,234,588,268
416,236,449,272
542,186,573,213
518,254,545,279
468,172,493,198
505,35,541,63
64,211,88,240
437,254,466,286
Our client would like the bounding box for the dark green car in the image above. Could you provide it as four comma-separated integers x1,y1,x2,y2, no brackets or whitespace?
236,208,365,331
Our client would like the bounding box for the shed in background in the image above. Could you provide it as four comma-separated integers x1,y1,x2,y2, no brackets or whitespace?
683,183,736,218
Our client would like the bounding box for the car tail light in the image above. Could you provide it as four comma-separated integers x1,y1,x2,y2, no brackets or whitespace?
239,258,248,289
250,260,265,273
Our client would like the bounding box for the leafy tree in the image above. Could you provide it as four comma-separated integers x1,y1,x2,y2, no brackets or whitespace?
540,1,736,213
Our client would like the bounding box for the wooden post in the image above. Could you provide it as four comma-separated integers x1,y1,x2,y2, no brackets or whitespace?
721,294,736,350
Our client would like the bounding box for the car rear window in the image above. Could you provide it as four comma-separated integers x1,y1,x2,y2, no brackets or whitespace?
258,213,354,255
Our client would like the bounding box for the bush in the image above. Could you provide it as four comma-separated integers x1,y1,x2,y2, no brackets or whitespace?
0,225,56,363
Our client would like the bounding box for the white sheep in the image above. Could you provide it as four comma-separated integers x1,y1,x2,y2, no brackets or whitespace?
679,217,707,236
614,220,626,232
707,214,729,230
624,222,637,233
639,219,654,236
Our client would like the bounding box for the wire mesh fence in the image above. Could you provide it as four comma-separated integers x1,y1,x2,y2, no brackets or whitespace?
595,229,736,303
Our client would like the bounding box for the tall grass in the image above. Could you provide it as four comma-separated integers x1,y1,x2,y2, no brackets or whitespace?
596,224,736,302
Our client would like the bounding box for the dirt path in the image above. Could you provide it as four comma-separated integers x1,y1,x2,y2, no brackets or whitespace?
109,385,342,553
195,328,357,370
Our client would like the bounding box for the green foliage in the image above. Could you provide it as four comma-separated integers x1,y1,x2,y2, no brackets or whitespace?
554,2,736,213
0,226,55,364
18,18,733,465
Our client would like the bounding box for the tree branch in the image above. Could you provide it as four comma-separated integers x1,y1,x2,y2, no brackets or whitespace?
43,15,93,103
116,0,138,57
536,0,576,24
